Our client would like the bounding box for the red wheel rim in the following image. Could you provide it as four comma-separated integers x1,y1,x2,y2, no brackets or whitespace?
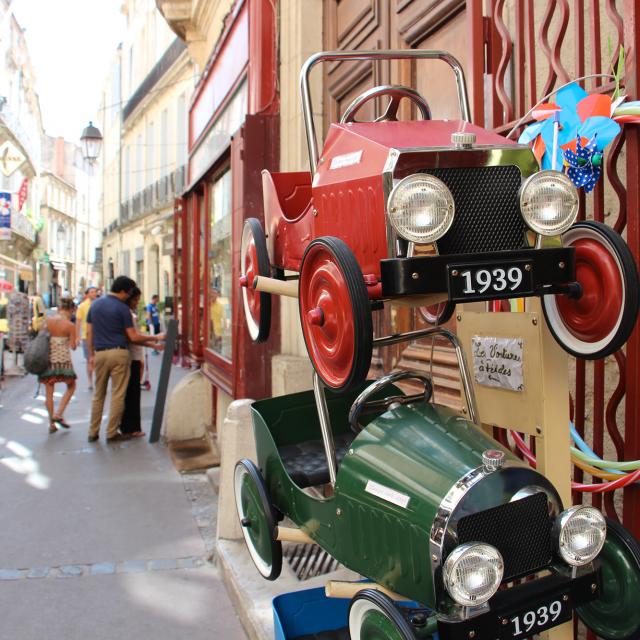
300,244,356,388
556,238,623,341
243,236,260,325
420,302,446,324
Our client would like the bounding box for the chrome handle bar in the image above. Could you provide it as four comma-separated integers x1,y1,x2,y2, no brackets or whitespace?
373,327,479,425
300,49,472,173
348,370,433,433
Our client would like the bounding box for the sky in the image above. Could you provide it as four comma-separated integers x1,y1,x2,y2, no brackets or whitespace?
12,0,125,143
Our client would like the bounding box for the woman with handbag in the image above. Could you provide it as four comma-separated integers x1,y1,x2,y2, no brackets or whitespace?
38,297,77,433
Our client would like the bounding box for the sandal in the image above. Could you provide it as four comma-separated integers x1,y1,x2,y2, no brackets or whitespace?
49,423,58,434
53,417,71,429
130,431,146,438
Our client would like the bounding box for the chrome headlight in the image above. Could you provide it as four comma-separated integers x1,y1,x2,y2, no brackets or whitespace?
519,170,579,236
443,542,504,606
387,173,455,243
554,506,606,566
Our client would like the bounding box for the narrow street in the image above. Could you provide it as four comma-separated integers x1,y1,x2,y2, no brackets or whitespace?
0,350,246,640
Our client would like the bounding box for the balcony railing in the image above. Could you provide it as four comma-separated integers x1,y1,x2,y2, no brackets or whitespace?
132,192,143,218
118,164,186,224
173,164,186,194
103,220,120,237
11,211,36,243
120,200,131,223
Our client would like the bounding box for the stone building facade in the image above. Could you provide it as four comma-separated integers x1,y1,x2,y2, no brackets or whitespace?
100,0,195,309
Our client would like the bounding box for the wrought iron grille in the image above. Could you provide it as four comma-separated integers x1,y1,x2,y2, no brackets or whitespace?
471,0,640,542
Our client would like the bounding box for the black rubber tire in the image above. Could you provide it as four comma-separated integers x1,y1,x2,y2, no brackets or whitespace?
542,221,639,360
299,236,373,393
234,459,282,581
577,517,640,640
241,218,272,343
418,300,456,326
349,589,416,640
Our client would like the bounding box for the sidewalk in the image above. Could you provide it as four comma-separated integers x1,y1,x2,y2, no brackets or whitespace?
0,348,246,640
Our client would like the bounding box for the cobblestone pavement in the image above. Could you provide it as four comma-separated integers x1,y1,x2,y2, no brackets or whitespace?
0,349,245,640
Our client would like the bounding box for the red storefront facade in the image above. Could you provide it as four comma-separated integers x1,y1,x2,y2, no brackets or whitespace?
174,0,279,413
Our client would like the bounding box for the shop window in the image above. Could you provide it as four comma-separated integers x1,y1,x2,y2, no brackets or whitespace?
208,169,232,358
136,259,144,292
122,250,130,276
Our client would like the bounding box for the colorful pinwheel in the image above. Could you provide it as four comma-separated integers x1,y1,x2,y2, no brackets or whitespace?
518,83,621,184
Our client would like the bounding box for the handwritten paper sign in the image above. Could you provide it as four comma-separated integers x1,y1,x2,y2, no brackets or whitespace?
472,336,524,392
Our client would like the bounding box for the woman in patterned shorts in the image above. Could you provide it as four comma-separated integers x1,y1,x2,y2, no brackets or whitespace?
39,297,77,433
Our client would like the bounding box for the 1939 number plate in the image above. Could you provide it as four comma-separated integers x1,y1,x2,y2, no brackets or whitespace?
448,260,534,302
504,596,572,639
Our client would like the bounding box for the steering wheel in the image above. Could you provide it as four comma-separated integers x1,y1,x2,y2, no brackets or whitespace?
340,85,432,124
348,371,433,433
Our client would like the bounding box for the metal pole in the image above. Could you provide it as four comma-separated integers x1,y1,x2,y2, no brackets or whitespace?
373,326,479,425
312,372,337,485
300,50,471,173
148,318,178,443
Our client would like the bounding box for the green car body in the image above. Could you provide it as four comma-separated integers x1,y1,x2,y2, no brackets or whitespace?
251,385,561,607
242,382,640,640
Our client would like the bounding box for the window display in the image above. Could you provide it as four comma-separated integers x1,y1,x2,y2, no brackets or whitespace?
208,169,232,358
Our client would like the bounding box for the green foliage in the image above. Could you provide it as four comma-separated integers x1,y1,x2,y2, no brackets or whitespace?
136,299,147,329
612,45,625,100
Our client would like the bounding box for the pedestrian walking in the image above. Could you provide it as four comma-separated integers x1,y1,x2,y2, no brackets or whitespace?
38,297,77,434
119,287,163,438
146,294,161,354
87,276,162,443
75,285,97,390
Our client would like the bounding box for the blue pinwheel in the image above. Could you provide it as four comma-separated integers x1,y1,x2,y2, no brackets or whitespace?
518,83,621,176
563,135,601,193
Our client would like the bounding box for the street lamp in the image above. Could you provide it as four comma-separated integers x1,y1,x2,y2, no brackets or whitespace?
80,121,102,296
80,121,103,163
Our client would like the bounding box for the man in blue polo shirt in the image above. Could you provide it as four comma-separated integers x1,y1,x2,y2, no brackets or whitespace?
86,276,161,443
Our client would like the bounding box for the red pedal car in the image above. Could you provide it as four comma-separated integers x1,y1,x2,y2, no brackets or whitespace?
240,50,639,392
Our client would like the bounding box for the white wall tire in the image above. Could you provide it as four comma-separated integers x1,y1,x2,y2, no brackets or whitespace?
542,221,639,359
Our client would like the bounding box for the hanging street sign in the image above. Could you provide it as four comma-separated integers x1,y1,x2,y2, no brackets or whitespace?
0,192,11,240
17,178,28,211
0,140,26,177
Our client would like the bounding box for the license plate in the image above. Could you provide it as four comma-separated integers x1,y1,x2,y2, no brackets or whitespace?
448,260,534,302
503,594,572,639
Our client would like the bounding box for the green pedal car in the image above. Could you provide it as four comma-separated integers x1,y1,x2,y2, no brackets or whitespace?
235,354,640,640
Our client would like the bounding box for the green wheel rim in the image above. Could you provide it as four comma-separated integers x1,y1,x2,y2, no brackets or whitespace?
360,610,411,640
577,519,640,640
349,589,415,640
234,459,282,580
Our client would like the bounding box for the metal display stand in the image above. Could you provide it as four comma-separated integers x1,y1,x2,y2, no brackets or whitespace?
457,297,572,640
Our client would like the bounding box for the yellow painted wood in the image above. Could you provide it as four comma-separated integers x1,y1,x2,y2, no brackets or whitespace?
458,299,573,640
456,309,545,435
325,580,406,601
275,526,314,544
253,275,299,298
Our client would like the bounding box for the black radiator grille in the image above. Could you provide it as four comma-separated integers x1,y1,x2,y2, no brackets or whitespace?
456,492,553,581
426,165,527,255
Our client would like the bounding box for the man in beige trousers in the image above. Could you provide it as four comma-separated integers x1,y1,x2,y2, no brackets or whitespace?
86,276,161,443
